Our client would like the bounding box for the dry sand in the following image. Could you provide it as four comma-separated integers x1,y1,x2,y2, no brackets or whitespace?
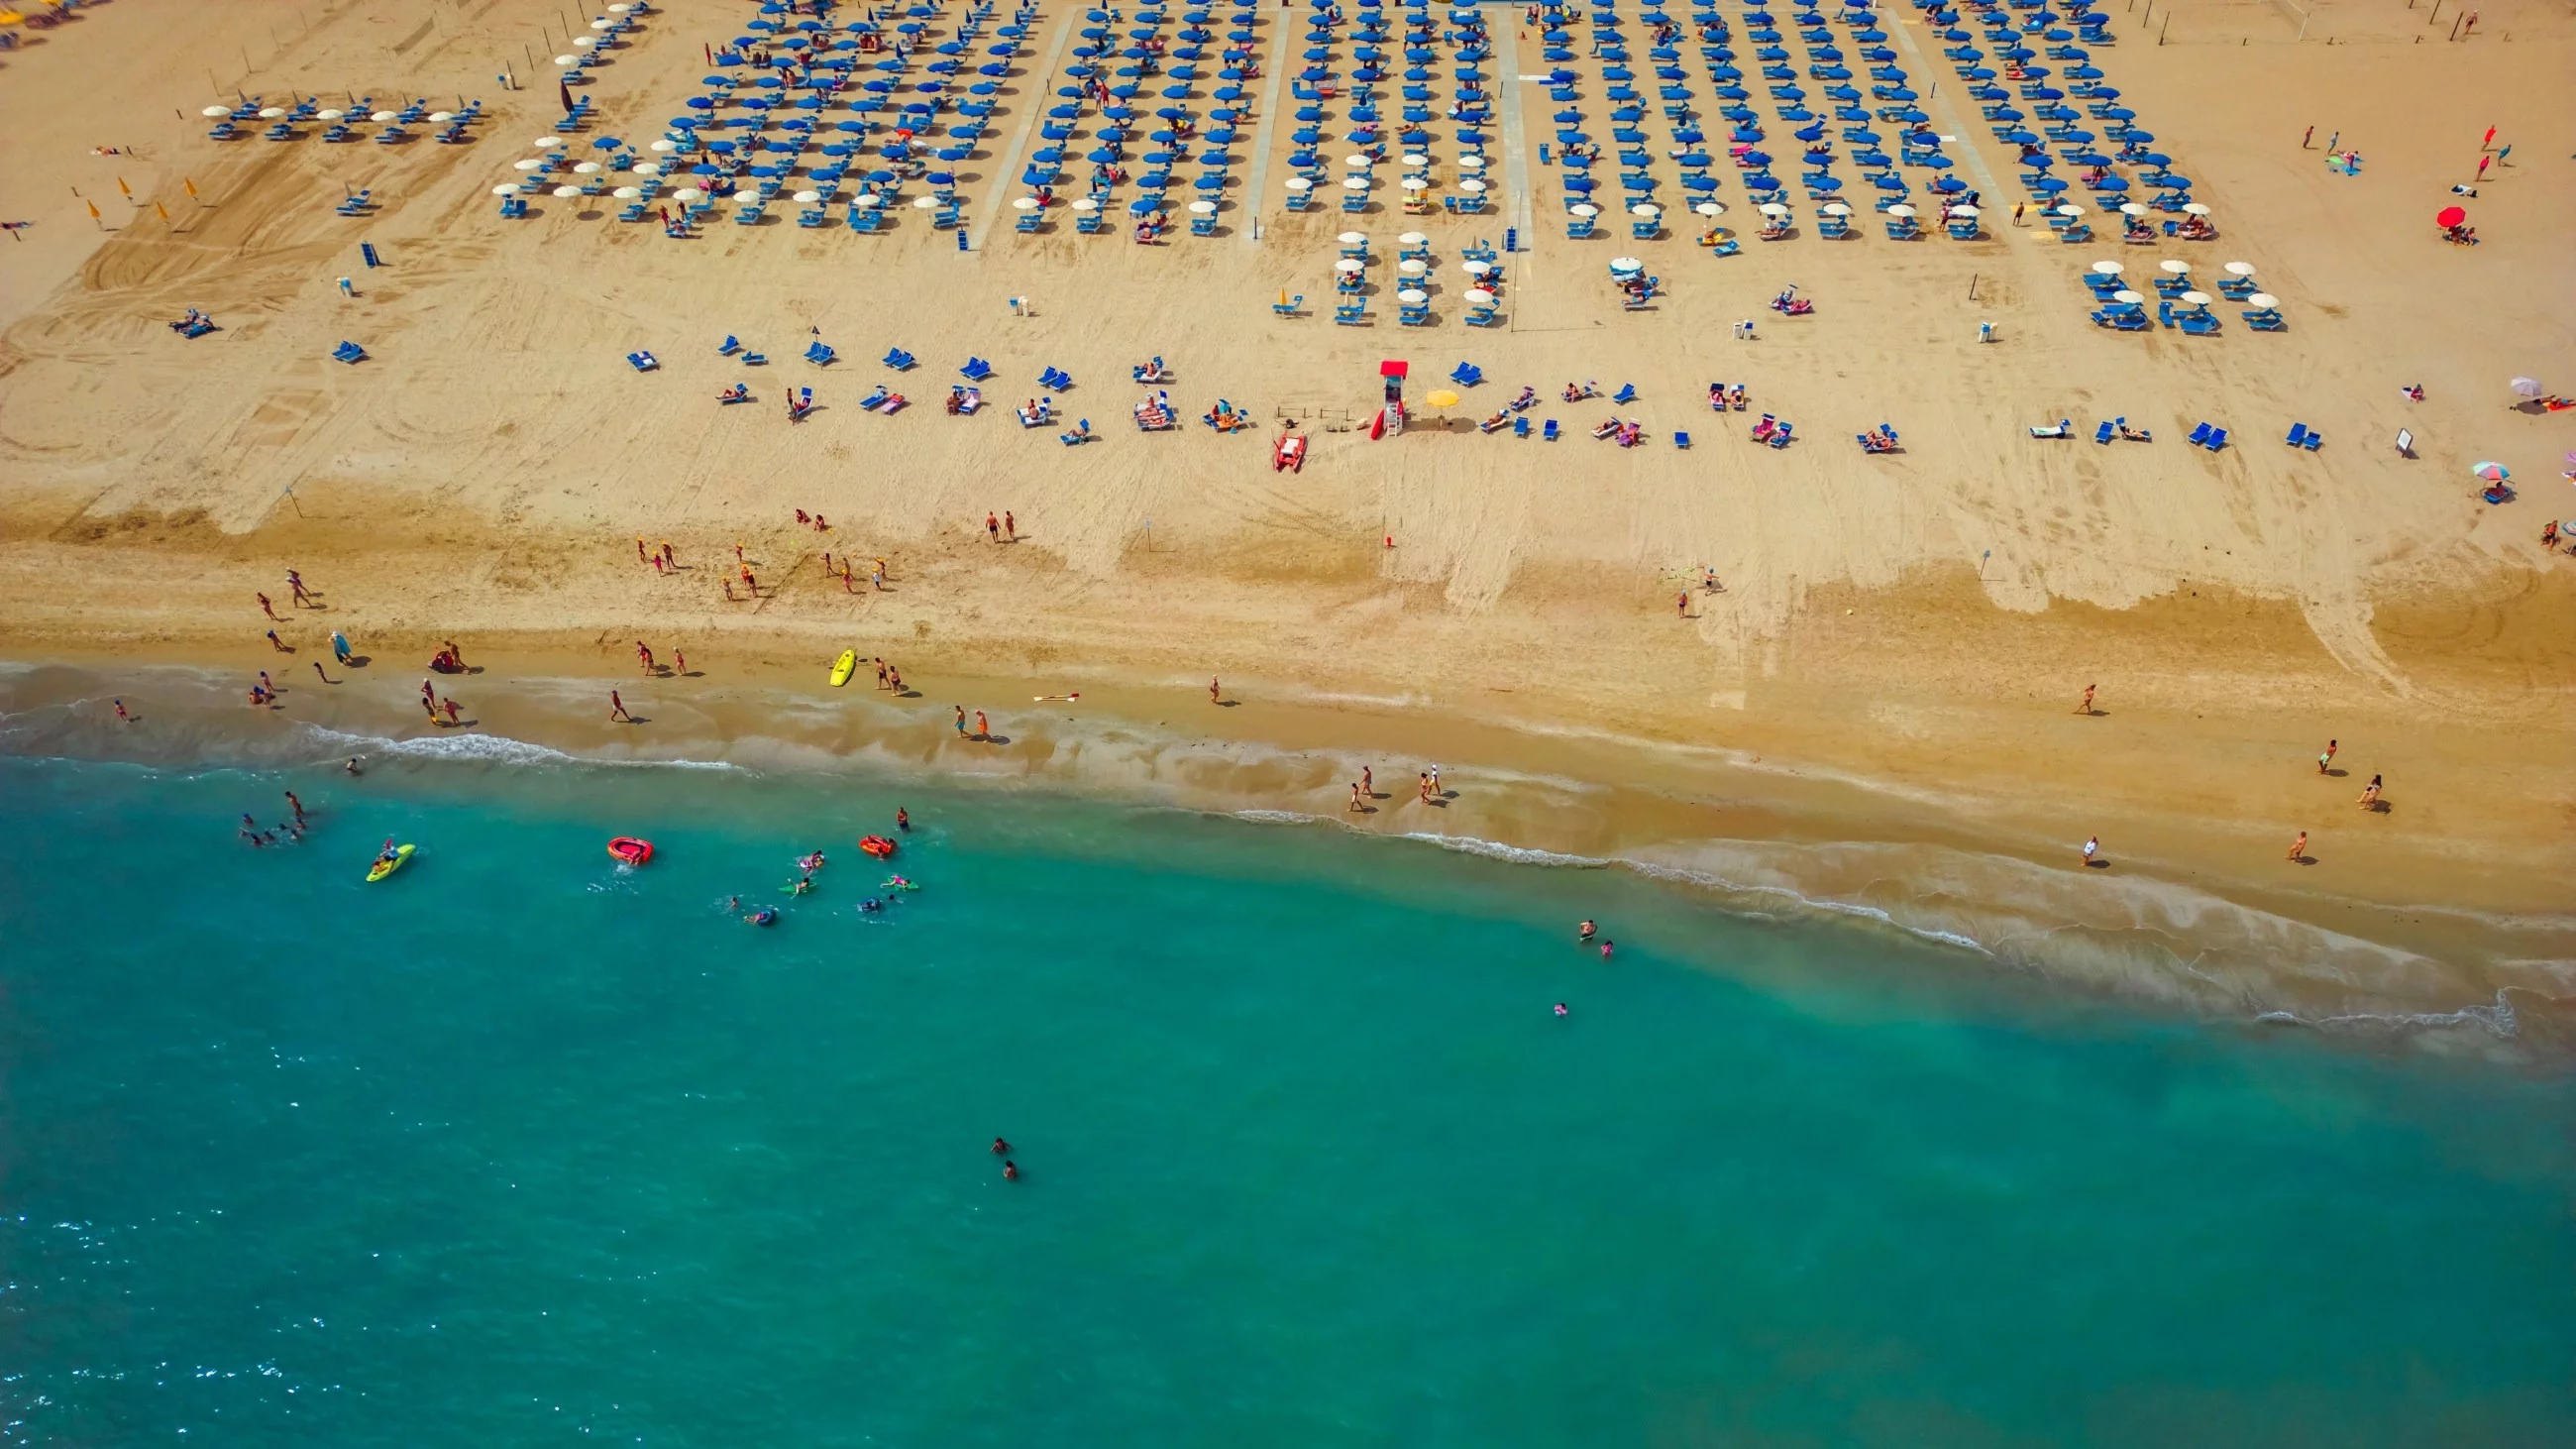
1,0,2571,1031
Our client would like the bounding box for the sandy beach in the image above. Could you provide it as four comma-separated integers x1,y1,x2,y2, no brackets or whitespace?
2,0,2571,1035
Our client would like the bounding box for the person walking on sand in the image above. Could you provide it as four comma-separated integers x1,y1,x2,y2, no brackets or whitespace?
1361,765,1373,797
2301,124,2313,149
2481,125,2497,152
660,542,675,568
674,649,686,676
876,659,891,690
422,695,440,722
259,592,277,620
1005,510,1018,542
113,699,130,724
986,511,1001,542
332,631,351,664
888,666,904,695
1419,771,1433,803
268,628,287,652
2476,155,2491,181
288,570,311,608
443,698,461,726
610,690,633,723
1349,782,1364,812
1676,591,1689,618
313,661,330,684
2358,774,2383,810
954,705,969,737
2287,831,2308,862
974,710,990,740
638,641,656,675
2317,738,2336,774
2082,836,2099,866
1210,676,1222,705
871,562,887,591
1430,763,1442,796
637,536,650,564
2077,683,2095,715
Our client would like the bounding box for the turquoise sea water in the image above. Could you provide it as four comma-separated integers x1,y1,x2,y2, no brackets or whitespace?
3,754,2571,1447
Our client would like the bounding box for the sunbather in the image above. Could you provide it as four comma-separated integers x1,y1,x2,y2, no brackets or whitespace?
1562,381,1599,402
717,384,750,404
1591,417,1622,440
2116,422,2152,442
1752,413,1778,441
1726,384,1748,411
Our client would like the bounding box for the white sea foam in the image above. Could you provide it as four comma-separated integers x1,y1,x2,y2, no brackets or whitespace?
1233,809,1328,826
1398,833,1610,869
296,725,745,772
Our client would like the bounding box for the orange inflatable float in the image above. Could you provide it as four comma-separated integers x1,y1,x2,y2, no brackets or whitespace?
607,836,655,866
859,835,898,859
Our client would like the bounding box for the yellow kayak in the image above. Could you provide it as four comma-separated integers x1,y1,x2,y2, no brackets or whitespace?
366,843,415,883
829,648,857,687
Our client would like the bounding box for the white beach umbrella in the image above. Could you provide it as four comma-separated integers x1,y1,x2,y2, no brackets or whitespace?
1459,177,1485,193
2182,202,2211,216
1821,201,1853,217
371,111,397,122
912,194,938,208
202,104,235,118
1339,230,1366,244
2117,201,2146,216
2160,259,2190,275
574,36,599,49
553,184,582,198
2091,261,2123,276
613,185,643,199
1760,202,1790,217
1397,259,1426,276
2507,376,2544,397
1070,196,1097,211
1284,176,1311,192
1344,154,1374,168
513,158,546,169
533,138,558,149
1949,204,1980,218
1464,287,1495,306
674,186,705,201
1342,176,1370,191
2179,289,2211,305
1397,288,1428,304
1630,202,1658,217
1188,199,1215,214
2245,292,2278,309
1401,153,1428,167
2111,288,2142,303
590,18,613,30
1398,231,1429,248
1609,257,1642,271
1463,259,1493,275
429,111,455,123
1692,201,1722,216
556,55,580,65
1402,177,1428,191
1570,202,1599,217
492,183,522,196
1336,258,1365,273
802,189,826,203
316,109,344,120
650,139,678,153
851,193,881,207
1881,203,1911,218
1457,154,1485,169
608,3,633,12
631,162,661,175
2223,261,2256,277
574,161,603,174
259,106,286,119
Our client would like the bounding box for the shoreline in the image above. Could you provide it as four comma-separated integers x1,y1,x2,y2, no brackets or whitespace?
8,646,2568,1056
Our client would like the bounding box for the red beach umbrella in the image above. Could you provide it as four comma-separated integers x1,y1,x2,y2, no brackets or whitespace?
2435,205,2466,228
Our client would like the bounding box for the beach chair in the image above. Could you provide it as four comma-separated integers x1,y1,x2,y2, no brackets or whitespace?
1566,214,1597,240
264,123,295,142
799,207,829,228
2285,423,2322,450
1334,300,1368,325
861,385,892,410
1039,366,1074,392
1611,384,1637,405
805,342,837,367
718,336,740,357
620,202,651,222
332,341,367,365
1543,419,1559,441
626,351,658,373
1059,419,1093,445
1769,421,1794,449
2028,418,2073,439
1398,301,1431,326
1449,362,1484,388
2093,420,2115,445
2243,307,2286,332
1273,294,1304,317
883,348,916,371
1514,416,1531,439
1465,305,1500,327
498,196,529,219
2179,309,2222,337
1818,212,1850,239
850,207,886,233
960,357,995,382
1674,430,1691,449
2202,426,2229,452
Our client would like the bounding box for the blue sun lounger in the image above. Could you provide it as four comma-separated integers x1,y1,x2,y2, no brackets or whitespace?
2285,422,2322,450
1611,383,1637,404
626,350,657,372
1038,366,1074,391
332,341,367,364
960,356,994,382
805,341,836,367
883,348,915,370
1449,362,1484,388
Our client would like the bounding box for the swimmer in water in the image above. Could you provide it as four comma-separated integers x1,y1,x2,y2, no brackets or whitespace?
896,806,911,832
1577,919,1596,943
1554,1003,1568,1017
1003,1161,1020,1181
992,1137,1012,1155
345,756,364,776
727,895,741,913
1600,939,1614,961
859,897,884,912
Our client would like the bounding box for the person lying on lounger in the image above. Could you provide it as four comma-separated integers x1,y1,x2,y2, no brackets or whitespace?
1480,409,1512,432
1509,386,1537,412
1563,381,1600,402
1592,417,1623,439
717,384,750,403
1134,357,1168,383
1758,221,1791,241
1751,413,1780,442
2179,216,2218,241
2117,421,2153,442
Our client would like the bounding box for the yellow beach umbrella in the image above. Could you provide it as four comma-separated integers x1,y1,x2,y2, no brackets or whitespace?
1424,389,1460,408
